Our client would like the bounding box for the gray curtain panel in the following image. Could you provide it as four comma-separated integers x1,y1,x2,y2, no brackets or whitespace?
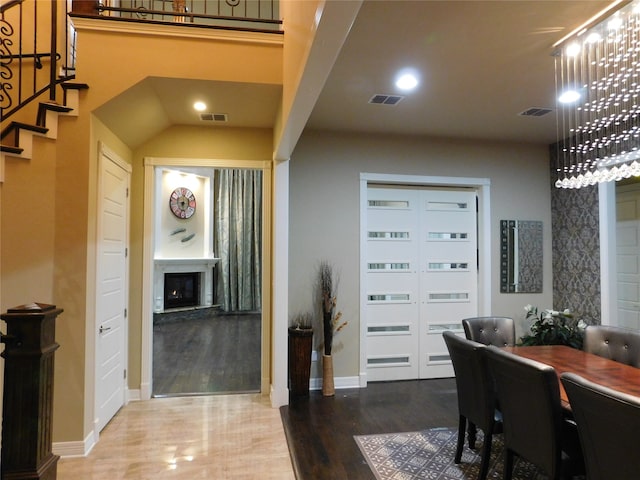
214,169,262,312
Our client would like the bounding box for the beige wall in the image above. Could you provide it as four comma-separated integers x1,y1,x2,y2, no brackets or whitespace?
74,25,283,109
289,130,554,379
280,0,322,128
0,21,283,445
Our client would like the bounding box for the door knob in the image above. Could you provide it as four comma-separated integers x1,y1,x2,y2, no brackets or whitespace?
99,325,112,334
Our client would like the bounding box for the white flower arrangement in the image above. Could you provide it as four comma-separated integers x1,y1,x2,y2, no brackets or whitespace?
520,304,586,349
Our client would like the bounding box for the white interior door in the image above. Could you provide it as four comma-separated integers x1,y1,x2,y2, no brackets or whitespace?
418,189,477,378
365,185,477,381
96,144,130,432
616,186,640,329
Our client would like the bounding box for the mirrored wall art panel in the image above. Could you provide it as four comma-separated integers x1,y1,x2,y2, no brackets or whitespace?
500,220,543,293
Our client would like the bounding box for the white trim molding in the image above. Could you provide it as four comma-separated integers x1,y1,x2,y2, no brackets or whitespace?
53,431,97,458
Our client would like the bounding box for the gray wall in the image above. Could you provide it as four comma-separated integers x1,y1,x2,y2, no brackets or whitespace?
290,129,556,379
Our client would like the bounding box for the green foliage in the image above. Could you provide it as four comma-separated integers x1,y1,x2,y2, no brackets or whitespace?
519,305,586,350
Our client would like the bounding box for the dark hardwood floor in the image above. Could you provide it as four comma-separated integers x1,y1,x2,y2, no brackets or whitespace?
280,378,458,480
152,308,261,396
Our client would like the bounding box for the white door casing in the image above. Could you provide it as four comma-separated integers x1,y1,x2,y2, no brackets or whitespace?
95,143,131,432
364,184,478,381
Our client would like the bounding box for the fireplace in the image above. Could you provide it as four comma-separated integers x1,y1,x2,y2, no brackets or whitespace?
153,257,219,312
164,272,200,309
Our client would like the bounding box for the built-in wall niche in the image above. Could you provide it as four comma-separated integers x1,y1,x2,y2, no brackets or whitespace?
153,167,219,312
155,168,213,258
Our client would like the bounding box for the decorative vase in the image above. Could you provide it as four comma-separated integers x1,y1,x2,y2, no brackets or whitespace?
322,354,335,396
288,326,313,397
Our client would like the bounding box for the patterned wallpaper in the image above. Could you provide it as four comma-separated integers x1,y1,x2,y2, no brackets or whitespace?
517,220,543,293
550,148,601,325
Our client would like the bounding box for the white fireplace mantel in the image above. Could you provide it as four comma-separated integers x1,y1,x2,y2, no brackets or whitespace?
153,257,220,312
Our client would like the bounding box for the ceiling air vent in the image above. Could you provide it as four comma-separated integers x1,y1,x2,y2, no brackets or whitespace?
369,94,404,105
200,113,228,122
519,107,553,117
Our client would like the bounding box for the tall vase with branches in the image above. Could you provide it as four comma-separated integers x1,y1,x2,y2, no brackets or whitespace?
319,261,347,396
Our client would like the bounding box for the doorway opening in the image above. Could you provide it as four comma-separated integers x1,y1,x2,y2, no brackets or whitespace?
150,165,263,397
358,173,492,387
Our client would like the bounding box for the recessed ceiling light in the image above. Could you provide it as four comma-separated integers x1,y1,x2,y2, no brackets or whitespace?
194,101,207,112
559,89,581,104
396,73,419,91
565,42,581,57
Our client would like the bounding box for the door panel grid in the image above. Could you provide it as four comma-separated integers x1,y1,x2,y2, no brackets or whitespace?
365,186,477,381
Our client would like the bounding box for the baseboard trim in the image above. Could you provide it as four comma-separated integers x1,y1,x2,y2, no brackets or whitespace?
310,375,361,391
127,388,141,402
53,389,143,458
140,382,151,400
52,430,96,458
270,383,289,408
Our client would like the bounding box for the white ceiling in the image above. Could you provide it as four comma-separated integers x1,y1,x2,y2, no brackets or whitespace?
95,0,612,149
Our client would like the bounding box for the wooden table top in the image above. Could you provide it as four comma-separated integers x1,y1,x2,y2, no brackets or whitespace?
502,345,640,410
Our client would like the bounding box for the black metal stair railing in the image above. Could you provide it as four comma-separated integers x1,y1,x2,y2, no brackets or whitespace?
90,0,282,33
1,0,76,122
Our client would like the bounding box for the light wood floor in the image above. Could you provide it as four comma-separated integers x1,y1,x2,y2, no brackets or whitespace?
57,394,295,479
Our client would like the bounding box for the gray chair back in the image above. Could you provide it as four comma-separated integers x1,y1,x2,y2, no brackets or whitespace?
462,316,515,347
561,372,640,480
483,347,583,480
583,325,640,367
443,331,500,480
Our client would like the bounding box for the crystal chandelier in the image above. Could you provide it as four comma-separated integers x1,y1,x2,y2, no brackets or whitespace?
554,0,640,189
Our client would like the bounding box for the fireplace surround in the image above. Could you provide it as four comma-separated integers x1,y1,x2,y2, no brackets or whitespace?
153,258,219,312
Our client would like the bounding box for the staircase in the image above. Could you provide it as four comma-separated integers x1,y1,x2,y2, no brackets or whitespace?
0,0,82,183
0,83,88,183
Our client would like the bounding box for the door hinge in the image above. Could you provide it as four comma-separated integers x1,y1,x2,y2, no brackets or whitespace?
124,308,127,318
126,187,129,197
125,247,128,258
124,369,127,379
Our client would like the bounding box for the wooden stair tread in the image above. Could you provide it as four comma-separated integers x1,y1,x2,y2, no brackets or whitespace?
61,82,89,91
0,145,24,155
5,122,48,134
39,102,73,113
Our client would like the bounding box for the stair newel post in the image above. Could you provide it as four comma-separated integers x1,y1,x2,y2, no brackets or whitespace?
1,303,63,480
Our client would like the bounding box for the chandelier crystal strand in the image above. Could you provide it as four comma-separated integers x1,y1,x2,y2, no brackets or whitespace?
554,1,640,188
555,53,566,188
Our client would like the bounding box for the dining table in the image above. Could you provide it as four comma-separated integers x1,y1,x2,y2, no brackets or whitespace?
501,345,640,410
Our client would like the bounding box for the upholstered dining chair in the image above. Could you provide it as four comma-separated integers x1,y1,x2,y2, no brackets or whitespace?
583,325,640,367
462,316,515,347
483,347,584,480
443,331,502,480
560,372,640,480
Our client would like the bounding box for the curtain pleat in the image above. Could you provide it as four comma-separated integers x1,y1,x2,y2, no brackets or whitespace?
214,169,262,312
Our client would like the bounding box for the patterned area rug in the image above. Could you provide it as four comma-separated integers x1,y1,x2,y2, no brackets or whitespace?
354,427,548,480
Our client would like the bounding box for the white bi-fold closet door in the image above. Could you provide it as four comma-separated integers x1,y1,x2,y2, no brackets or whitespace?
365,185,478,381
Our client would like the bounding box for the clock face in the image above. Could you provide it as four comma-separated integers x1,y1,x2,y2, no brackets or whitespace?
169,187,196,219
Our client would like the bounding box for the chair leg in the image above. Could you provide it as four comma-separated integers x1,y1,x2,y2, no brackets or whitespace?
502,449,515,480
468,421,477,449
454,414,466,463
478,430,493,480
